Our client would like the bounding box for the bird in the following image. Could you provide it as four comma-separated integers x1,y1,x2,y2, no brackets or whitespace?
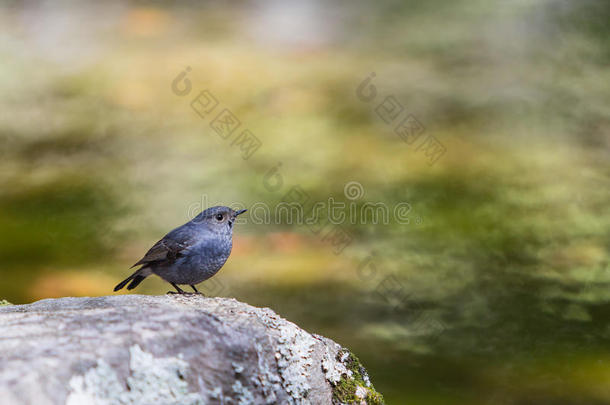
114,206,247,294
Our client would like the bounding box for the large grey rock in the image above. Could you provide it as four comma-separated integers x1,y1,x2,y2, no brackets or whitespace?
0,295,383,405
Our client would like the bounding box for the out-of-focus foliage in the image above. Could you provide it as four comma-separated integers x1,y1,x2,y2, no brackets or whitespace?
0,0,608,403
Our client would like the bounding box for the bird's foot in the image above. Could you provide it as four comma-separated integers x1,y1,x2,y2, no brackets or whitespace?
166,291,204,296
167,283,206,296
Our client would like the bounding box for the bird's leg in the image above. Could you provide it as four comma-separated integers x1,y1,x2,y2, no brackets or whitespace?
167,283,186,294
190,285,205,296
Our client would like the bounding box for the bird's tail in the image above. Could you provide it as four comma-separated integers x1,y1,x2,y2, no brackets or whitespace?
114,268,151,292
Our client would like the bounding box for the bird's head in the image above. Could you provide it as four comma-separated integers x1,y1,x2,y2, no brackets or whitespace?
193,206,247,231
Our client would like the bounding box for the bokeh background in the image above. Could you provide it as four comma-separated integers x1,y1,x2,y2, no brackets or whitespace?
1,0,609,403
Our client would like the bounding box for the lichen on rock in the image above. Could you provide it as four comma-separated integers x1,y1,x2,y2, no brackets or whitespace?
322,348,384,405
0,299,11,306
245,304,319,402
232,380,255,405
67,345,203,405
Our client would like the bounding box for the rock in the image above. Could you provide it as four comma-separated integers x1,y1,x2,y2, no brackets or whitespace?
0,295,383,404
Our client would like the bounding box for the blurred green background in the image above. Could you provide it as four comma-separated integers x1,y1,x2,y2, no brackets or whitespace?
1,0,609,403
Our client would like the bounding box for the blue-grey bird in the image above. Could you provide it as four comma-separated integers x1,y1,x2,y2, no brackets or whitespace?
114,206,247,294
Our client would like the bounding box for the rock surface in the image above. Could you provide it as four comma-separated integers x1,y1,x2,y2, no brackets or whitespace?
0,295,383,405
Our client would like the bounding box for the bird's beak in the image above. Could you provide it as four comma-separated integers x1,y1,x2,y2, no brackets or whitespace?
235,209,247,216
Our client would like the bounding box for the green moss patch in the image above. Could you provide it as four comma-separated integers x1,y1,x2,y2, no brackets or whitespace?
332,350,384,405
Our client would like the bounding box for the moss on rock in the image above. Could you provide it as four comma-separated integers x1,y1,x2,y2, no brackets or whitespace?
0,300,12,306
330,350,384,405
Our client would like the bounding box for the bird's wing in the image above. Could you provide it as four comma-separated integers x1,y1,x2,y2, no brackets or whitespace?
131,229,194,268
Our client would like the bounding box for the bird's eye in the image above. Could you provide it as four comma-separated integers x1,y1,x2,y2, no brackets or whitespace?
215,213,224,221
